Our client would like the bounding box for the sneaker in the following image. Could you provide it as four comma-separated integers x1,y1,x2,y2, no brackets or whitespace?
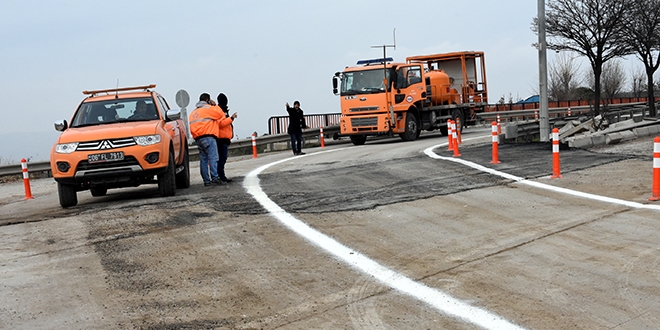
221,177,233,183
204,182,212,186
298,152,306,155
211,178,226,185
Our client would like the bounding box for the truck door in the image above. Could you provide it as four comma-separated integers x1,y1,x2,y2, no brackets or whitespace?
393,64,424,105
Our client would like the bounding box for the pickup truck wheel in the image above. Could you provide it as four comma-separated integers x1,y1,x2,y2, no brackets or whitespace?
158,150,177,197
399,112,419,141
175,146,190,189
350,135,367,145
90,186,107,197
58,183,78,208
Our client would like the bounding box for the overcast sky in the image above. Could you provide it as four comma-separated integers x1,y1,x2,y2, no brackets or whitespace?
0,0,591,161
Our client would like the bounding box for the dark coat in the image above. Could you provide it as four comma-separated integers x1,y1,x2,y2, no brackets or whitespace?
286,106,306,134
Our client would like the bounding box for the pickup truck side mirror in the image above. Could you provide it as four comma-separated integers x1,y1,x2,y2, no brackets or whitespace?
54,119,68,132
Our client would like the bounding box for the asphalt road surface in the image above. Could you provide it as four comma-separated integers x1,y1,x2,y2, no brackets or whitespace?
1,128,659,329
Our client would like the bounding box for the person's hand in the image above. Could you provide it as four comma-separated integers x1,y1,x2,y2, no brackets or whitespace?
231,112,237,119
208,100,217,106
286,102,289,108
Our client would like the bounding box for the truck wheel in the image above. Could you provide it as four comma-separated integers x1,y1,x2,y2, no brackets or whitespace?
452,109,464,133
158,150,177,197
399,112,419,141
58,182,78,208
90,186,107,197
175,146,190,189
350,135,367,145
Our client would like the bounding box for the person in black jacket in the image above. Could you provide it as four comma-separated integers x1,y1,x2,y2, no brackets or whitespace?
286,100,307,155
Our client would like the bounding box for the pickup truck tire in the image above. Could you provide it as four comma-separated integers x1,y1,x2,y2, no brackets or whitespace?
90,187,107,197
350,135,367,145
58,182,78,208
175,146,190,189
399,112,419,141
158,150,177,197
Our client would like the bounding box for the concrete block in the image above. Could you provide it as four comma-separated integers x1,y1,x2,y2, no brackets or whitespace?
620,130,636,141
606,132,624,144
571,136,593,149
647,124,660,136
633,126,650,138
591,134,606,146
504,125,518,139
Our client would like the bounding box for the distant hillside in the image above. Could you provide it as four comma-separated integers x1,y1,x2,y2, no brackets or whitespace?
0,131,61,165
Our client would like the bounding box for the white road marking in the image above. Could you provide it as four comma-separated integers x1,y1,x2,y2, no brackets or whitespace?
424,140,660,212
243,149,525,330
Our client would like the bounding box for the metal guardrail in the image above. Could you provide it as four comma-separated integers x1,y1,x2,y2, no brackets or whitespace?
477,102,652,123
0,126,340,179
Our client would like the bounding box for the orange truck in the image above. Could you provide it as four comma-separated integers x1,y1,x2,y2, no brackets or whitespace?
332,51,488,145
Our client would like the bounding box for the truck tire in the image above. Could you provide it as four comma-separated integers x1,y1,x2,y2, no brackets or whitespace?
175,146,190,189
350,135,367,145
399,112,419,141
158,149,177,197
58,182,78,208
452,109,464,133
90,186,107,197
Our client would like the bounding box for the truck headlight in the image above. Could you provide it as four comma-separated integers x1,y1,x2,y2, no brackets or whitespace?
55,142,78,154
134,134,161,146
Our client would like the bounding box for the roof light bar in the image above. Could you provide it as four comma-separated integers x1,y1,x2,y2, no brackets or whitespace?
83,84,156,96
356,57,394,65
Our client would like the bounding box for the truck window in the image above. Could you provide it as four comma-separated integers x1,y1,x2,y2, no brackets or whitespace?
340,69,390,95
396,65,422,89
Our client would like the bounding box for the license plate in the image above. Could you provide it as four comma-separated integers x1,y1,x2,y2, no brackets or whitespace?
88,151,124,163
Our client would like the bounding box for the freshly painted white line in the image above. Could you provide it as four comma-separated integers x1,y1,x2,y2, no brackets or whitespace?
243,149,525,330
424,142,660,212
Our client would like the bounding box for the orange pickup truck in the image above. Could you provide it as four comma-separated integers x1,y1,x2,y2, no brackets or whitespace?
50,84,190,208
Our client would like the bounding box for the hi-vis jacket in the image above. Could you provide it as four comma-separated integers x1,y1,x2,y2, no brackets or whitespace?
217,112,234,140
189,101,224,140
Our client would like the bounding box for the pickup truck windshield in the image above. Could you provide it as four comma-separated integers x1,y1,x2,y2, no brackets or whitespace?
341,69,390,95
71,97,159,127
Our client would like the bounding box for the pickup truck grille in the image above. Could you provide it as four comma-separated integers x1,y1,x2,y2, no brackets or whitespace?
77,138,137,151
351,117,378,127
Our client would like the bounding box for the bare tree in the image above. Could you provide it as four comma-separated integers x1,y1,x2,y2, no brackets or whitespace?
630,66,646,98
601,59,626,98
621,0,660,116
548,52,582,101
537,0,632,128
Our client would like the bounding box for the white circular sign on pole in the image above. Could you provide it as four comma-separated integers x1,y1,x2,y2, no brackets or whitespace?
175,89,192,142
175,89,190,108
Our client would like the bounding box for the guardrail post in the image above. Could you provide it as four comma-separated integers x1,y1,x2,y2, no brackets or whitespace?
452,120,461,157
21,158,34,200
447,119,454,151
534,109,539,122
551,128,562,178
251,133,258,159
490,122,500,164
567,107,572,116
320,126,325,148
650,136,660,201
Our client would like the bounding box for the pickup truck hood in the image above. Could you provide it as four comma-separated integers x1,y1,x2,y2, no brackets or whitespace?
55,121,161,144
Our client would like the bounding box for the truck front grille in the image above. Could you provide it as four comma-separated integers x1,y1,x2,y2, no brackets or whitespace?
351,117,378,127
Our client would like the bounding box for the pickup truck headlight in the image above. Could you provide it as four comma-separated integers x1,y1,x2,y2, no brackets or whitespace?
55,142,79,154
134,134,161,146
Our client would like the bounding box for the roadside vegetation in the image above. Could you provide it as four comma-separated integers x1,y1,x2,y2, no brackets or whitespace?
529,0,660,130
